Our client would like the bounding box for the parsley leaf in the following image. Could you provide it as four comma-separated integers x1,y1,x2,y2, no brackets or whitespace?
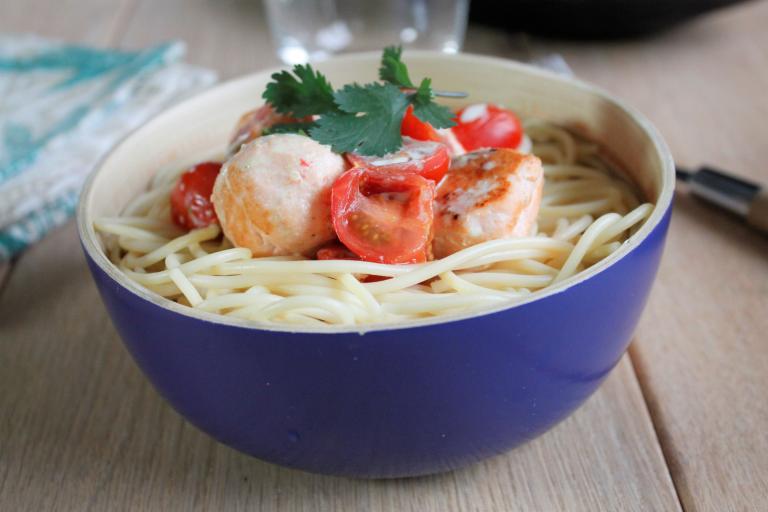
262,64,336,117
378,45,414,88
379,48,456,130
260,47,462,156
310,83,410,155
410,78,456,129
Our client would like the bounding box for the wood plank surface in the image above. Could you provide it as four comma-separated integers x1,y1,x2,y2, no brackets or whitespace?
10,1,768,510
0,0,683,510
0,0,133,46
0,225,680,512
531,2,768,511
121,0,281,79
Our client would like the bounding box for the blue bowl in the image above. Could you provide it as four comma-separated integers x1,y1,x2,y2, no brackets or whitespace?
78,52,674,478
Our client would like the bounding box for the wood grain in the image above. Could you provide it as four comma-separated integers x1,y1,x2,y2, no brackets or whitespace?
119,0,533,80
0,262,9,292
0,0,683,509
0,223,680,512
531,2,768,510
121,0,281,79
7,0,767,510
0,0,134,45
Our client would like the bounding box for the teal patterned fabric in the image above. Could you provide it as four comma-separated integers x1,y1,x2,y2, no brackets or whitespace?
0,35,216,260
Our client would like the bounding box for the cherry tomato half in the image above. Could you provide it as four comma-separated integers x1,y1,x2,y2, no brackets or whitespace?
170,161,222,230
330,167,435,264
347,137,450,183
316,241,360,261
401,105,441,142
452,103,523,151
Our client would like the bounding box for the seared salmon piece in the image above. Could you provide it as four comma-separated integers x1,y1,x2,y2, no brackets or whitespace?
212,134,347,256
433,148,544,258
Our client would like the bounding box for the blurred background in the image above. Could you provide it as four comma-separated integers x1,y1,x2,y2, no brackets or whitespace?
260,0,747,63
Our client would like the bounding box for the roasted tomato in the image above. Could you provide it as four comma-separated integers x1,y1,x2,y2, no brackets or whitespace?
346,137,450,183
330,167,435,264
400,105,441,142
452,103,523,151
316,241,360,260
170,161,222,230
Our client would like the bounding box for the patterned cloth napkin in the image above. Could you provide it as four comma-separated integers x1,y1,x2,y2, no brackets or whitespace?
0,35,217,260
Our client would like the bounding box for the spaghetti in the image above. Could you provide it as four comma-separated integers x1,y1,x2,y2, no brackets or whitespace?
95,121,653,326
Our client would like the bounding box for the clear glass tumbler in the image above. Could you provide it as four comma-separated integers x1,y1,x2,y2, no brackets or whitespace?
263,0,470,64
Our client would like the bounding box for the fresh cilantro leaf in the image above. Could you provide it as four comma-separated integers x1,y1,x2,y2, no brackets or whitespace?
410,78,456,129
310,83,410,155
380,48,455,129
378,45,414,88
262,121,317,136
260,48,460,156
262,64,336,117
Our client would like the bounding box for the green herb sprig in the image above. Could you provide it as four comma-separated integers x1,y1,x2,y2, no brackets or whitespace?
262,46,457,156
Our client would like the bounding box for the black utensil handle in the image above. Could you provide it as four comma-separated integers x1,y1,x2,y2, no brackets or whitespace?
685,166,768,234
689,167,760,216
747,189,768,233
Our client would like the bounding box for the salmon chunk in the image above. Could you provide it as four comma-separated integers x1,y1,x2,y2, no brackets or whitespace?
433,149,544,258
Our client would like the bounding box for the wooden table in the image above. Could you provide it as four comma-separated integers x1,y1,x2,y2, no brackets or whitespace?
1,1,767,510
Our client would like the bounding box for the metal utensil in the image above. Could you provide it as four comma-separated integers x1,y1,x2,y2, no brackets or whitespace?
401,88,468,98
676,166,768,234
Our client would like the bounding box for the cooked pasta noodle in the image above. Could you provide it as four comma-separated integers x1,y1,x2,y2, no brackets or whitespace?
95,121,654,326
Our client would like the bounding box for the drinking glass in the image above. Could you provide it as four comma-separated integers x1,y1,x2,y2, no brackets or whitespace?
263,0,470,64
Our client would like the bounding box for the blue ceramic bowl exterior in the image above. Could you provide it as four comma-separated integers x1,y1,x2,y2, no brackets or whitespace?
84,206,671,478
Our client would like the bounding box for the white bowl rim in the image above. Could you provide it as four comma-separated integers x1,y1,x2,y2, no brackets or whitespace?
77,50,675,336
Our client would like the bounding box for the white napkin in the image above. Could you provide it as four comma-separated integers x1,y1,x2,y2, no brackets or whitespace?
0,35,217,260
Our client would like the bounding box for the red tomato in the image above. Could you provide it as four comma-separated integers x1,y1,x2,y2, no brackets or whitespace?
316,241,360,261
401,105,441,142
170,161,222,230
452,104,523,151
346,137,450,183
330,167,435,264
